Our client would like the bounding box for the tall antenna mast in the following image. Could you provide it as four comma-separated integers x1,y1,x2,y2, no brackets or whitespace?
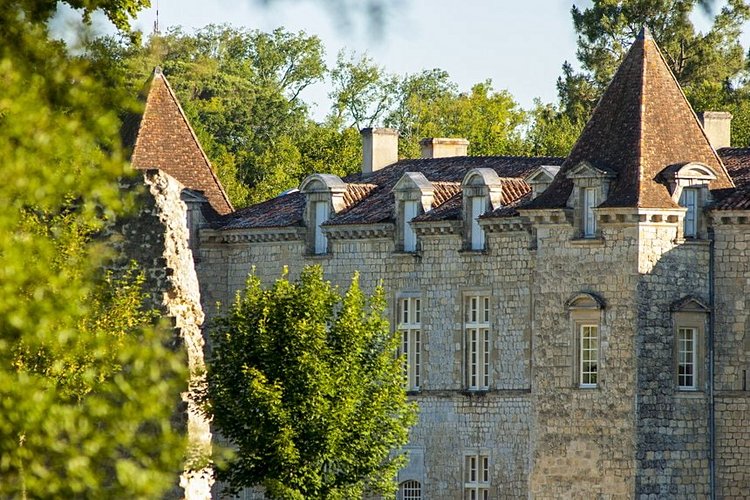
153,0,160,35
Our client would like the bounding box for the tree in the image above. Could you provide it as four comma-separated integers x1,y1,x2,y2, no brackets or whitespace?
1,1,185,497
558,0,750,124
206,267,417,499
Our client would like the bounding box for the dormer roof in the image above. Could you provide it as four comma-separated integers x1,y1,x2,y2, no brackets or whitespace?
527,29,734,210
126,68,233,216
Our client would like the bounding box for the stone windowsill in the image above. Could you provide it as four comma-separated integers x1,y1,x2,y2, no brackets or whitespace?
674,389,705,399
570,237,605,247
304,252,333,260
674,237,710,246
393,251,422,259
458,248,490,256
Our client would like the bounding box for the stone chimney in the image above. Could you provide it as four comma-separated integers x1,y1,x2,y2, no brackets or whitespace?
361,128,399,175
699,111,732,149
420,137,470,158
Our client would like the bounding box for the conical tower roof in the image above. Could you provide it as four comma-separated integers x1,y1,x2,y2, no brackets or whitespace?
126,68,233,216
528,28,734,210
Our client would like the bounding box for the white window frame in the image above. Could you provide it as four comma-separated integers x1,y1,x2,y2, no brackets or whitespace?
403,200,419,252
677,327,697,390
578,324,599,388
313,201,329,254
582,187,597,238
399,480,422,500
463,453,490,500
470,196,486,250
465,293,490,390
679,187,698,238
398,296,422,391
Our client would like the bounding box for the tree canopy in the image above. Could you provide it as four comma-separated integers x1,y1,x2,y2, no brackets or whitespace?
1,1,185,497
206,267,417,499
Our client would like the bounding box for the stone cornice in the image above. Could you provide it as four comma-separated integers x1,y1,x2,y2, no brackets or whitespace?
596,207,685,225
201,226,303,244
413,220,460,236
481,216,526,233
709,210,750,225
518,208,572,225
324,223,394,240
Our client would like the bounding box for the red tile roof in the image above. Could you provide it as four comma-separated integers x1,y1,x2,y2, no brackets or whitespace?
526,28,734,211
217,156,562,229
128,69,233,216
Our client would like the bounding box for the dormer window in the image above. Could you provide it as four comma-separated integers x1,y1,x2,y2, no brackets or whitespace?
661,162,717,239
461,169,503,251
299,174,347,255
392,172,435,253
565,161,615,239
525,165,561,200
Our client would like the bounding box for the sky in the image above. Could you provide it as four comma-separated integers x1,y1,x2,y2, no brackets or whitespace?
59,0,744,120
127,0,579,118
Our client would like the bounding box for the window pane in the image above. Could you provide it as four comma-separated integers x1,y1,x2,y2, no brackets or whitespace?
679,188,698,237
583,187,597,237
678,327,696,389
471,196,486,250
404,200,418,251
314,201,329,253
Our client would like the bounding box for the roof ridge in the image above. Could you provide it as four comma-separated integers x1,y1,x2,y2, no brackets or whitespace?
148,71,234,212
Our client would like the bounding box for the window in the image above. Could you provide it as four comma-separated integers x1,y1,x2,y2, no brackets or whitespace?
465,294,490,390
578,324,598,388
677,327,697,390
583,187,597,237
567,292,604,389
671,296,708,392
679,187,698,237
398,297,422,391
470,196,486,250
299,173,347,255
461,168,502,251
313,201,329,254
399,480,421,500
403,200,419,252
464,454,489,500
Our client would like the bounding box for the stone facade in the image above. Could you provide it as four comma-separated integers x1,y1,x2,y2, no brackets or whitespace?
125,31,750,499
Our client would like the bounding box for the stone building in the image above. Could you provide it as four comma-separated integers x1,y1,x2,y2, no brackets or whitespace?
128,31,749,498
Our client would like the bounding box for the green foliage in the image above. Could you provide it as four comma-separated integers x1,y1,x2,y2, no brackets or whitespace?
524,100,583,157
0,2,185,497
559,0,750,129
206,267,417,499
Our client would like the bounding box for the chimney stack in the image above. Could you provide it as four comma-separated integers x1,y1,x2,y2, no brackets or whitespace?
699,111,732,150
361,128,399,176
420,137,469,159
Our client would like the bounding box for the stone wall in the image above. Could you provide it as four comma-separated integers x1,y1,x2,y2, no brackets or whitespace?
198,224,535,497
712,217,750,497
529,221,638,499
197,209,750,498
635,223,710,498
117,170,213,499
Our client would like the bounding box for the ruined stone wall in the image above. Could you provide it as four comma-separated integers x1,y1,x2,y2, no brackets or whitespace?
117,171,213,500
635,224,711,498
712,218,750,498
528,221,639,499
198,225,534,498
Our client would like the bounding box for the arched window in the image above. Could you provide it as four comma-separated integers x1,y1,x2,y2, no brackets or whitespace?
399,480,422,500
567,292,605,388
